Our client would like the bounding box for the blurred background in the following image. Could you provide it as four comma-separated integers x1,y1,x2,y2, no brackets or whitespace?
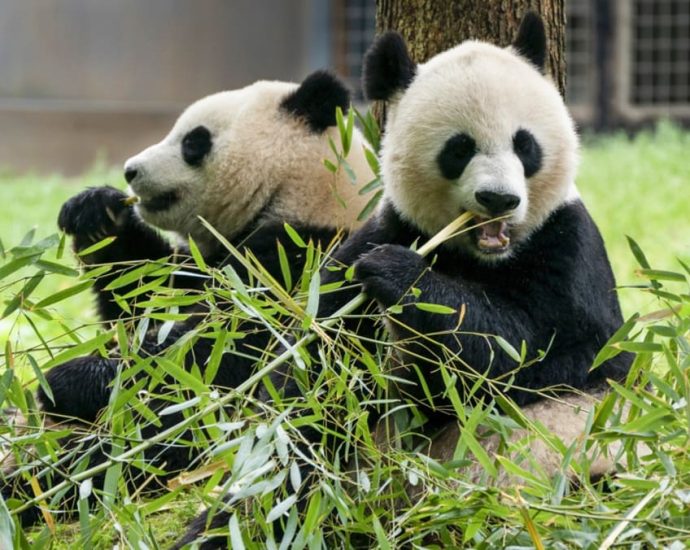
0,0,688,175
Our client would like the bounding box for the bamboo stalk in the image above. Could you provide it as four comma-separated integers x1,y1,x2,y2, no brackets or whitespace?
12,210,474,515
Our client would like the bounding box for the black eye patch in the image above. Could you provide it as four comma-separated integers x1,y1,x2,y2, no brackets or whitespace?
512,128,542,178
437,133,477,180
182,126,212,167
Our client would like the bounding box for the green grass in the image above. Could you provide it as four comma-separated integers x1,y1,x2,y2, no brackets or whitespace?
1,125,689,549
578,121,690,316
0,166,124,355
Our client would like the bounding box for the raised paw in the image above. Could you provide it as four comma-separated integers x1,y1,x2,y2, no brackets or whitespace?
58,186,134,254
354,244,427,307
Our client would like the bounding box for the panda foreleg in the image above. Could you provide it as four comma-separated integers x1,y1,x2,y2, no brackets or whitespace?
38,356,120,424
58,186,177,321
353,243,557,405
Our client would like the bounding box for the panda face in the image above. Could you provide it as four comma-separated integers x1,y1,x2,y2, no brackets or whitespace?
377,40,579,262
123,89,247,240
123,76,373,254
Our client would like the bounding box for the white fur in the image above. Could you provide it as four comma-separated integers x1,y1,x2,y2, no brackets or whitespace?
380,41,579,258
124,81,374,254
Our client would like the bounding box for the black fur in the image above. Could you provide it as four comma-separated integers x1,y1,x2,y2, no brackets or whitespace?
513,128,543,178
6,184,344,527
45,198,340,422
177,198,632,546
182,125,213,167
57,186,176,321
437,133,477,180
513,11,547,71
362,31,416,101
278,199,630,405
280,70,350,133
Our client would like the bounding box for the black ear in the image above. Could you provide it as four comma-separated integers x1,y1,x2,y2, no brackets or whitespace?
362,31,416,101
281,70,350,133
513,11,547,72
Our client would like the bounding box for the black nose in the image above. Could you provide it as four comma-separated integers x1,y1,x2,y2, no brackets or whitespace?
124,167,138,183
475,191,520,214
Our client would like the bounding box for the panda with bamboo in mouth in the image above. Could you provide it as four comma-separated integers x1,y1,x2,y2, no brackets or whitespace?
178,13,634,548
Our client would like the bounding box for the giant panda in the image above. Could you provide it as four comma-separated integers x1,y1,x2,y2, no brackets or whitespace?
42,70,374,423
2,70,375,526
176,12,634,549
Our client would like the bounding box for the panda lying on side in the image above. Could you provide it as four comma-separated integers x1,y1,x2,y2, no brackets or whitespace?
3,71,374,526
176,13,633,549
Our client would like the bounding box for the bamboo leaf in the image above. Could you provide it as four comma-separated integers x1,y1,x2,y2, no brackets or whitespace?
283,223,306,248
77,236,116,257
33,280,93,309
414,302,456,315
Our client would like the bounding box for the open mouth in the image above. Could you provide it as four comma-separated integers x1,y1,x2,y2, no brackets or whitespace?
472,216,511,254
138,190,179,213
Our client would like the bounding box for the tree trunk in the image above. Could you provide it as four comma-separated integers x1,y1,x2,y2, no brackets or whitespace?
375,0,566,97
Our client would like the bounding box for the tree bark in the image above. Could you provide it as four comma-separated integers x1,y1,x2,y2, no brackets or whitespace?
375,0,566,97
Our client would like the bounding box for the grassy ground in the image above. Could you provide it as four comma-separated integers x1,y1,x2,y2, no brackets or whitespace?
578,122,690,316
1,124,689,548
0,166,122,356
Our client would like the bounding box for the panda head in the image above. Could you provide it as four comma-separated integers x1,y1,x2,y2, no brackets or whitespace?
363,12,579,262
124,71,372,253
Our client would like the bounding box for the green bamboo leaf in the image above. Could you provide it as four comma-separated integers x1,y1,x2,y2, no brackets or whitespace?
135,294,203,308
276,240,293,291
159,396,201,416
156,357,208,395
34,259,79,277
102,439,123,507
266,495,297,523
357,189,383,221
33,280,94,309
306,269,321,319
613,341,664,353
341,158,357,184
636,269,686,282
204,329,227,385
42,331,114,370
363,148,380,176
336,106,351,156
359,176,383,195
119,275,168,300
77,236,116,257
494,335,521,362
2,271,44,318
0,254,40,280
592,313,639,368
229,513,245,550
414,302,457,315
56,231,66,260
354,107,381,152
0,492,15,550
27,354,53,405
103,261,171,291
188,236,207,271
460,405,498,478
626,235,651,269
323,158,337,173
283,223,306,248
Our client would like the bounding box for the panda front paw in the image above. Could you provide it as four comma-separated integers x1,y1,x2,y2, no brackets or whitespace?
354,244,427,307
58,186,134,255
